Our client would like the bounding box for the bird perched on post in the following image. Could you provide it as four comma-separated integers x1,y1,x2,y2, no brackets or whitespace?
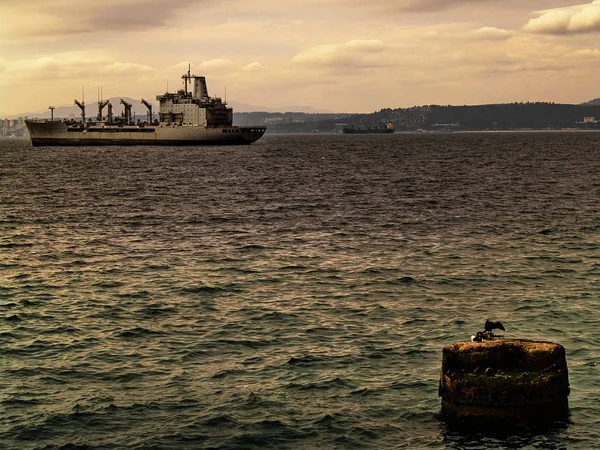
484,319,505,332
471,320,506,342
471,331,484,342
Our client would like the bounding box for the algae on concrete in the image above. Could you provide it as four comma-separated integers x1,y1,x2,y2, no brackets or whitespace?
439,339,570,422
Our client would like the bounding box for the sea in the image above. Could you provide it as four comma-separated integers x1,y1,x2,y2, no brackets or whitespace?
1,132,599,449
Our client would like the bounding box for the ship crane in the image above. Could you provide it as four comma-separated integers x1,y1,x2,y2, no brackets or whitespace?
74,99,85,123
97,99,109,122
120,98,133,125
107,103,113,124
141,98,153,123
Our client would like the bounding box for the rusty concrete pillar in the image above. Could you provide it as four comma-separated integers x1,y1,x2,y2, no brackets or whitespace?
439,339,569,423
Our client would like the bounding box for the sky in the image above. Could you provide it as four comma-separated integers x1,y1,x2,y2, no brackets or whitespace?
1,0,600,115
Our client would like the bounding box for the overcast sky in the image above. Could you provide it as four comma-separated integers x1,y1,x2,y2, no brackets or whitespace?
1,0,600,115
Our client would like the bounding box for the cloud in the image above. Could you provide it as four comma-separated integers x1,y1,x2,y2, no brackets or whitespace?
392,0,484,13
86,0,202,30
3,0,600,114
242,62,266,71
571,47,600,57
0,52,157,85
0,0,202,40
292,39,389,72
197,59,237,71
523,1,600,34
99,62,156,75
323,0,565,15
469,26,513,40
320,0,483,13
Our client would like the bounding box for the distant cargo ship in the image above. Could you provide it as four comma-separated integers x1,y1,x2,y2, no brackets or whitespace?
342,122,395,134
25,68,266,146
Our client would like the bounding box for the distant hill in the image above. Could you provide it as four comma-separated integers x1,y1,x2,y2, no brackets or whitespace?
422,102,600,130
581,98,600,106
8,99,600,130
235,102,600,133
228,101,331,113
4,98,331,119
16,97,155,120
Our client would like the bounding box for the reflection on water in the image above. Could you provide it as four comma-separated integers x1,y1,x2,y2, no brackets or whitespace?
441,415,571,449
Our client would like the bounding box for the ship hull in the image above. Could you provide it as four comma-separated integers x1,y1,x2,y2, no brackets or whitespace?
26,121,266,147
342,128,394,134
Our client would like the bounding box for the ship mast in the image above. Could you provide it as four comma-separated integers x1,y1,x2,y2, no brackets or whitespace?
182,63,191,95
97,86,109,122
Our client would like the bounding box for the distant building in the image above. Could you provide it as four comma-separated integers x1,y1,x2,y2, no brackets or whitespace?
0,117,28,137
583,117,596,123
264,117,283,125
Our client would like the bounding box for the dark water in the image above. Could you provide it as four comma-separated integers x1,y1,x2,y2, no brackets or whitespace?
1,133,599,449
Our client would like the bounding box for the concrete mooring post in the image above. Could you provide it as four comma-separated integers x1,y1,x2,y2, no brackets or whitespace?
439,339,570,423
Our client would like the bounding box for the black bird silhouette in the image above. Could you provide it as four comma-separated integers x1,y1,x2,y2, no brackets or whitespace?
484,319,505,332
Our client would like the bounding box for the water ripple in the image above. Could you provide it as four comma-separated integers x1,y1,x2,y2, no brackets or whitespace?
1,134,599,448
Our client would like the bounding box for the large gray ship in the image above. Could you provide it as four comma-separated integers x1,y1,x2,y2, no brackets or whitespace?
25,69,266,146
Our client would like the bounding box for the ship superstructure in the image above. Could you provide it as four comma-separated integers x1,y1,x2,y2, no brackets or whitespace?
25,68,266,146
342,122,395,134
156,70,233,127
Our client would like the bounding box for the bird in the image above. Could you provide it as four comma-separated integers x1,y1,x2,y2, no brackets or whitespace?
471,332,483,342
471,331,496,342
484,319,505,332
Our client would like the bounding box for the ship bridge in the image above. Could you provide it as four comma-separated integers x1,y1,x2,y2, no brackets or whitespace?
156,69,233,127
